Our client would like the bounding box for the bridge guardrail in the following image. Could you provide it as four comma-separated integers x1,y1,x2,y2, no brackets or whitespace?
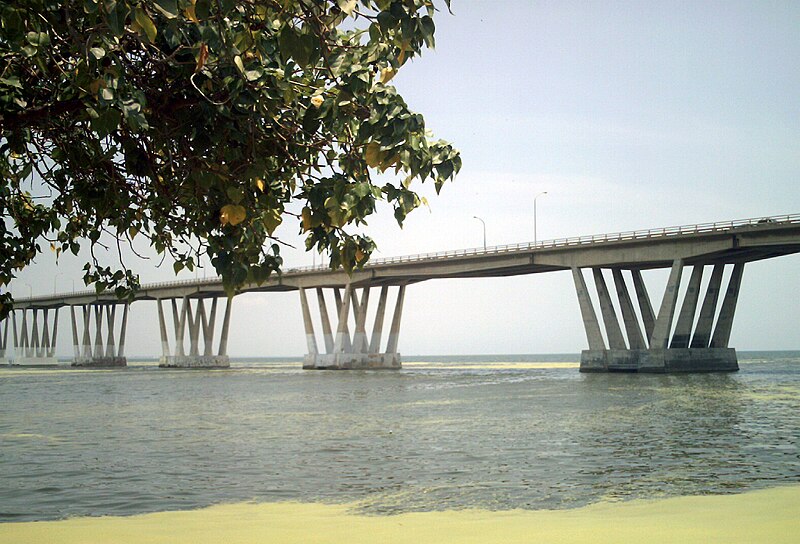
18,212,800,301
293,212,800,269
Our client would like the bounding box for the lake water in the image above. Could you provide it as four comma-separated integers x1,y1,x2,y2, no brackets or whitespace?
1,352,798,524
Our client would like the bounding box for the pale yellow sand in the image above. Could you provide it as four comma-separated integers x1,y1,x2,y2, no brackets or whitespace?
2,485,798,544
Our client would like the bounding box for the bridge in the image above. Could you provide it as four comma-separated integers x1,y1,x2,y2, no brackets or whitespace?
3,213,799,372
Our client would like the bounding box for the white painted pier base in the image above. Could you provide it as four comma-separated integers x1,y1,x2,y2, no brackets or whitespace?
304,353,402,370
573,262,743,373
157,296,232,369
160,355,230,368
300,284,405,369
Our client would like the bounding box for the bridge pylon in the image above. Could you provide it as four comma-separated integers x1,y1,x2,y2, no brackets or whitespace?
157,296,232,368
9,308,59,366
70,303,129,367
299,284,405,369
573,260,742,372
0,317,10,364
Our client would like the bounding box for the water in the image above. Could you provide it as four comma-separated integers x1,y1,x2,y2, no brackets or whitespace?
1,352,798,522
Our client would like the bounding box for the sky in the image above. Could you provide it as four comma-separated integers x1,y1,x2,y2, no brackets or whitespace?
13,0,800,357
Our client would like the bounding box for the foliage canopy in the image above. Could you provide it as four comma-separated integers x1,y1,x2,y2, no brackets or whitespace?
0,0,461,317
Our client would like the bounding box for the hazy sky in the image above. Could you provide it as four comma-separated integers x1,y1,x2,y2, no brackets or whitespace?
14,1,800,356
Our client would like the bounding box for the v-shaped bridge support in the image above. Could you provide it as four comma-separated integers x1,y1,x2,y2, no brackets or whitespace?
299,284,406,369
573,261,743,372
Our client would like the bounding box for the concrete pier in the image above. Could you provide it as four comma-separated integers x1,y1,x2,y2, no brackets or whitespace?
301,284,405,369
72,305,126,367
0,316,10,365
157,296,232,368
70,304,128,367
574,263,743,373
10,308,59,366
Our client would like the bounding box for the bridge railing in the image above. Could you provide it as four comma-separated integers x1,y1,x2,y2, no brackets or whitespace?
18,213,800,301
294,212,800,269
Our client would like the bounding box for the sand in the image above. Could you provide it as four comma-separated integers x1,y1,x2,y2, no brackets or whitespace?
2,485,798,543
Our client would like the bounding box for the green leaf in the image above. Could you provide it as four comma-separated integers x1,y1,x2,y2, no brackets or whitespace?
89,108,121,137
195,0,211,19
134,7,157,42
0,76,22,89
337,0,357,15
278,26,317,67
262,209,282,235
226,186,245,204
420,16,436,47
25,31,50,48
234,55,245,74
220,204,247,226
105,2,130,36
154,0,179,18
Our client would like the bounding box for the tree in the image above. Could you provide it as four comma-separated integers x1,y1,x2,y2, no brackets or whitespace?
0,0,461,318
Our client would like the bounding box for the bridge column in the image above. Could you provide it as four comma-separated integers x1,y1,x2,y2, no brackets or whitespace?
612,269,646,350
301,284,404,369
158,296,232,368
641,262,741,372
670,265,704,348
690,264,724,348
70,303,128,367
0,317,11,364
10,308,59,366
574,262,740,373
710,263,745,349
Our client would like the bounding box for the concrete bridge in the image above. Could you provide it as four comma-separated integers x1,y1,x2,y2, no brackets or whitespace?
3,213,799,372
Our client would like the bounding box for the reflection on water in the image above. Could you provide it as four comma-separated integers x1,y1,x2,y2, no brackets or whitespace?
0,354,798,522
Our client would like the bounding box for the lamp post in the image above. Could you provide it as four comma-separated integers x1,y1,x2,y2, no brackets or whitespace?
534,191,548,246
53,273,63,294
473,216,486,250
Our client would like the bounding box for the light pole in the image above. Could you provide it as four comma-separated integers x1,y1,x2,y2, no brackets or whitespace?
53,272,63,294
22,282,32,299
473,216,486,250
534,191,548,246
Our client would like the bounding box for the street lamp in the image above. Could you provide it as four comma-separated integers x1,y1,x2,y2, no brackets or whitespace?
473,216,486,250
53,272,63,294
534,191,548,246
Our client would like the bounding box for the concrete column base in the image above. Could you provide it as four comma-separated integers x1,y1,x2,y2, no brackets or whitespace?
303,352,401,370
580,348,739,373
11,357,59,367
72,357,127,368
159,355,230,369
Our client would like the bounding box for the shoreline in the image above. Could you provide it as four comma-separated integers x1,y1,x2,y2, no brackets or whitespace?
2,484,798,543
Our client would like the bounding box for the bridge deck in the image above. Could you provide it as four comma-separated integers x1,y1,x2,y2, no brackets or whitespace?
12,213,800,309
